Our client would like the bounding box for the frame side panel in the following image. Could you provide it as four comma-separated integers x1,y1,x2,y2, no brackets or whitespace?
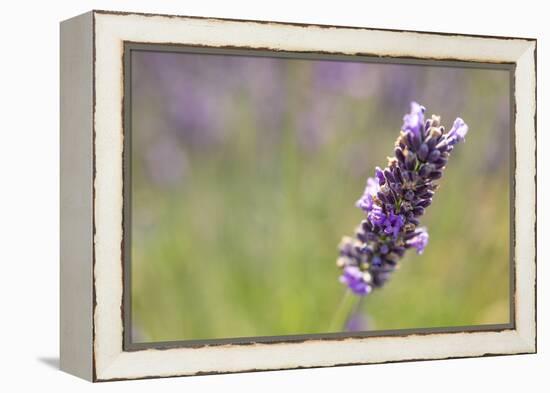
60,11,94,381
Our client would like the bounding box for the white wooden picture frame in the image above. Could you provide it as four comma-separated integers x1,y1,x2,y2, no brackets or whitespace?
60,10,536,382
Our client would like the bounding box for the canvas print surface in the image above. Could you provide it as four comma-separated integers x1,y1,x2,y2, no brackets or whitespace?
128,49,511,344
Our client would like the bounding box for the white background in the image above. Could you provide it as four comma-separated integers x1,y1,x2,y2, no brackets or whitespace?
0,0,546,391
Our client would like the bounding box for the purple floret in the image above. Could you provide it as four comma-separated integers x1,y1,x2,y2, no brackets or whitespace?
356,177,380,213
339,266,372,296
407,228,429,254
345,312,369,332
368,206,404,239
447,117,469,145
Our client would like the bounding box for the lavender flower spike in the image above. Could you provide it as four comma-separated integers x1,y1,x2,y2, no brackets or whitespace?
337,102,468,295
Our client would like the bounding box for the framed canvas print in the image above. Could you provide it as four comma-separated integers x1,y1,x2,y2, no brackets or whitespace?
60,10,537,382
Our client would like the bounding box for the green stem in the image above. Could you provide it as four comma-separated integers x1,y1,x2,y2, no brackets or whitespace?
329,290,356,332
353,296,366,317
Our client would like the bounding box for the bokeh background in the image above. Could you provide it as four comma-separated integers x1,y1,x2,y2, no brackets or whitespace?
130,49,511,343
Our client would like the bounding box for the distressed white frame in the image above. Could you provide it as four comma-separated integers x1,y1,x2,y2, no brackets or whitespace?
60,10,536,382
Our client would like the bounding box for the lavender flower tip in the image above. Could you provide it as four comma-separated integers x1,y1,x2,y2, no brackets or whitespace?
401,101,426,137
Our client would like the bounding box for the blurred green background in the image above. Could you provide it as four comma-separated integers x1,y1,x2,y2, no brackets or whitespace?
130,50,511,343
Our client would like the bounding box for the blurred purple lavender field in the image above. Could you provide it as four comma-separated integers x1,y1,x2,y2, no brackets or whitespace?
130,49,511,343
